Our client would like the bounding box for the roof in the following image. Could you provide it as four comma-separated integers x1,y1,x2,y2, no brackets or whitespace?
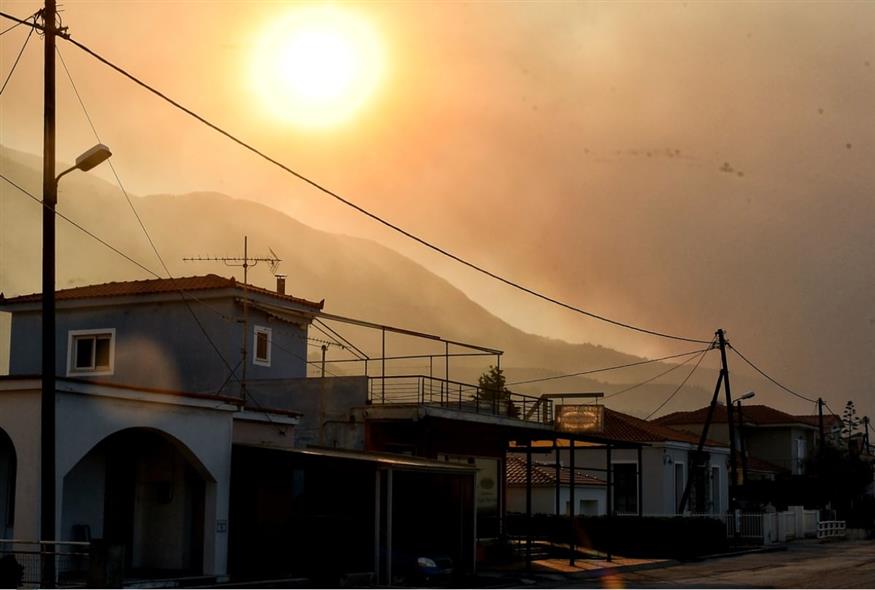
0,274,324,310
603,408,727,447
743,455,789,475
654,404,816,429
795,414,843,429
506,455,605,487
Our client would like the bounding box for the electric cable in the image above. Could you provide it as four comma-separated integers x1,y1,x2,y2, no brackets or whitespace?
604,343,715,400
727,343,817,403
508,347,713,386
54,44,248,393
50,29,711,346
0,18,34,95
645,346,712,420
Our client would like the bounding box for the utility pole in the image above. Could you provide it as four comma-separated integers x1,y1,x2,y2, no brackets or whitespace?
864,417,870,454
41,1,58,586
736,400,748,486
716,329,739,511
677,368,723,513
818,398,825,448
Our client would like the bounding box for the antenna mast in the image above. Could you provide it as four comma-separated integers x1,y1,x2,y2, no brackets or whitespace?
183,236,282,395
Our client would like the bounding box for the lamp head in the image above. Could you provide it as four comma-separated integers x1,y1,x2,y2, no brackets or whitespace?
738,391,756,402
74,143,112,172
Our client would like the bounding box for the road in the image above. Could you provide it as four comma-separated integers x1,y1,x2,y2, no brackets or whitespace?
523,540,875,588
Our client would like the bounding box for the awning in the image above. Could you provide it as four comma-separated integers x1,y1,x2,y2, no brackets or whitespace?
234,443,478,474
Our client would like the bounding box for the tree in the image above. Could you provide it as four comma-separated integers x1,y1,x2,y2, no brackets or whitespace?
477,365,518,417
842,400,861,443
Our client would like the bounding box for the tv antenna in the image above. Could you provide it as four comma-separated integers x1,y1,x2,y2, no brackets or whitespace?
183,235,281,285
182,235,282,396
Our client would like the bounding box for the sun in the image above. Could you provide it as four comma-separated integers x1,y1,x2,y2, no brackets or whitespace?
250,6,386,129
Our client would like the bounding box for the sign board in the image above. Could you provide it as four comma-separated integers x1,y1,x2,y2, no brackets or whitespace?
439,454,500,513
555,404,604,433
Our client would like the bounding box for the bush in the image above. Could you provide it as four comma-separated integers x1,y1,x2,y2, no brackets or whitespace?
506,513,728,559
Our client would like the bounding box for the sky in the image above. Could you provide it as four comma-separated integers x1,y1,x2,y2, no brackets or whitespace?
0,1,872,413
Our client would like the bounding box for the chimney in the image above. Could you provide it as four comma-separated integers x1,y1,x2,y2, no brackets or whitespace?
275,274,286,295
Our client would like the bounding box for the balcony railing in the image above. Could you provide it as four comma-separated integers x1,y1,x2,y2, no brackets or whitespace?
368,374,553,425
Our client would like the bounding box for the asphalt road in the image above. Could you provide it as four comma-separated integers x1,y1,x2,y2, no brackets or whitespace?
526,540,875,588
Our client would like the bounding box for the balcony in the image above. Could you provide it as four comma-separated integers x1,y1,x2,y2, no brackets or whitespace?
368,374,553,425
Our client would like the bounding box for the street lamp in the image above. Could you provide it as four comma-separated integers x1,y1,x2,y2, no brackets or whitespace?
41,143,111,586
57,143,112,179
735,391,755,489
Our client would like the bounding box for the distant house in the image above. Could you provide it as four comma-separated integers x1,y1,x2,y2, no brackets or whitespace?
654,404,823,477
516,409,730,516
505,455,606,516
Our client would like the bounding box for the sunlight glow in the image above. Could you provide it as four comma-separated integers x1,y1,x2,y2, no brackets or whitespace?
250,6,385,129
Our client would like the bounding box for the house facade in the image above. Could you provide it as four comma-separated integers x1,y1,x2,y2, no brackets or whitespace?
654,404,822,478
0,275,323,578
561,409,731,515
504,455,606,516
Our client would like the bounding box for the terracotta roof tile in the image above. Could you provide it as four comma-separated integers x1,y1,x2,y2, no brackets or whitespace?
795,414,842,429
0,274,324,310
603,408,726,447
735,454,789,475
654,404,815,428
506,455,605,487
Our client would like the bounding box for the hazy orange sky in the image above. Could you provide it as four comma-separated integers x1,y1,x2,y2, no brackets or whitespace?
1,2,872,408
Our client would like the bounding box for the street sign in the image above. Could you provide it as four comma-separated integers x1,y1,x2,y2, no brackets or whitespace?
555,404,604,433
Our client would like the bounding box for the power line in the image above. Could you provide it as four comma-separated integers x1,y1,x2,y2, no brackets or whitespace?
0,17,34,95
727,343,817,404
54,31,711,346
604,344,714,400
508,347,712,386
54,43,250,396
0,173,162,277
0,172,245,391
0,10,36,37
645,347,712,420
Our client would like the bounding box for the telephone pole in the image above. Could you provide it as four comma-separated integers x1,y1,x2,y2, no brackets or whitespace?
41,1,58,586
818,397,825,448
716,329,739,511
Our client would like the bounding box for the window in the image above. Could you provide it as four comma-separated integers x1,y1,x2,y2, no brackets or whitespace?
67,329,115,376
674,462,685,513
710,466,721,513
253,326,271,367
612,462,638,515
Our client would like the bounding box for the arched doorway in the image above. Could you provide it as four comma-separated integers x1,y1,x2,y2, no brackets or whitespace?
0,428,15,540
62,428,211,576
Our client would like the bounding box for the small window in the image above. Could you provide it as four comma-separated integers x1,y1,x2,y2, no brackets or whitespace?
67,329,115,376
253,326,271,367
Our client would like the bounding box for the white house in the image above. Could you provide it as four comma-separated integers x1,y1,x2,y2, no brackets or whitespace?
505,455,606,516
561,409,731,516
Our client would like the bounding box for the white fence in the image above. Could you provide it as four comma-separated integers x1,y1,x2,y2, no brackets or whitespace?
817,520,847,539
691,507,834,544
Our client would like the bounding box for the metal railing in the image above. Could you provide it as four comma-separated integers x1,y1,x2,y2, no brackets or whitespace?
0,540,91,587
817,520,847,539
368,374,553,424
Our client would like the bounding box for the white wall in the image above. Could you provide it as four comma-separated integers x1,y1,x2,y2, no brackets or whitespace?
506,485,605,516
0,387,41,543
566,444,730,516
0,381,236,576
55,388,234,576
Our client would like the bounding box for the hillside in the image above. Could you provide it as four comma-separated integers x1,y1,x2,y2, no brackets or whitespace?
1,147,784,417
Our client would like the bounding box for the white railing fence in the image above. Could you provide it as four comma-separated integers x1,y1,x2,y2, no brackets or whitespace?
817,520,847,539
